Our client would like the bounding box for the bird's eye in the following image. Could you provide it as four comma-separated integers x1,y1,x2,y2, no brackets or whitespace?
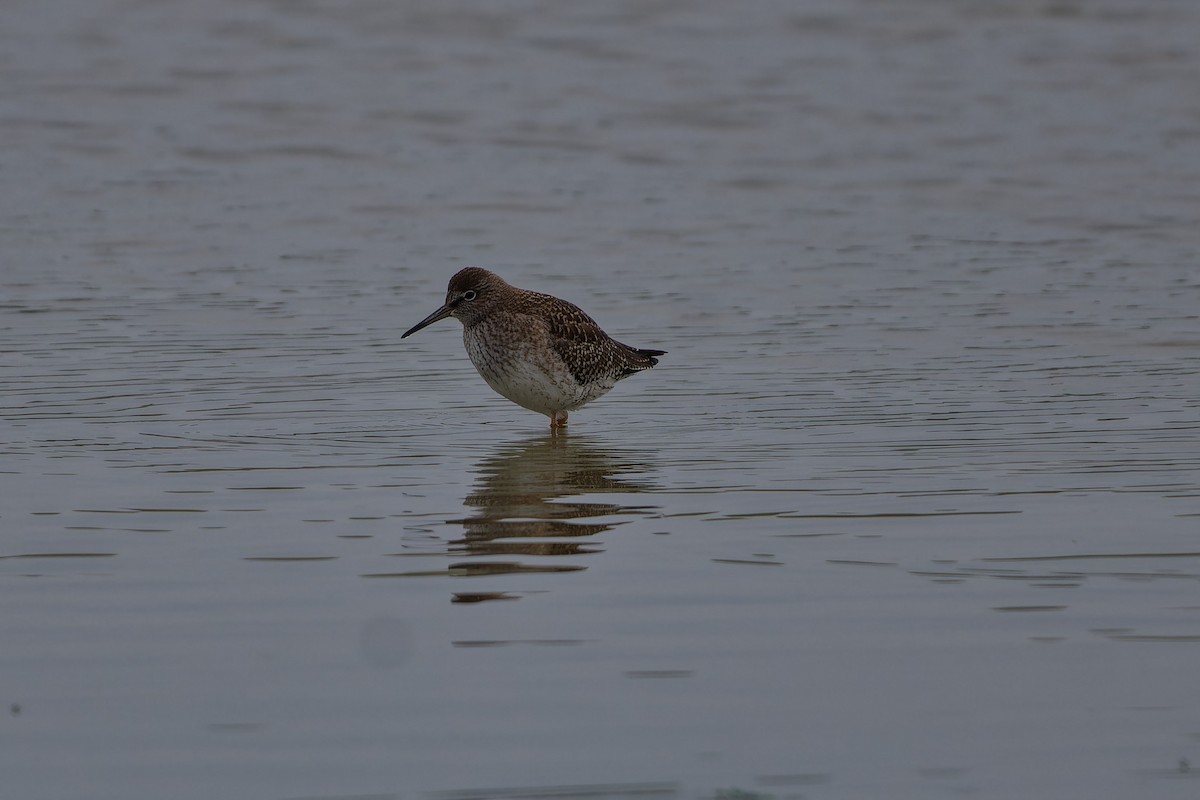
462,290,477,301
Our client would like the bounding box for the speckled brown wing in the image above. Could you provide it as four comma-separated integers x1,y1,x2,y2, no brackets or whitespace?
524,292,663,385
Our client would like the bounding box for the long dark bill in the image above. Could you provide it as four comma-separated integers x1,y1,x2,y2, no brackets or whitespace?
401,304,452,338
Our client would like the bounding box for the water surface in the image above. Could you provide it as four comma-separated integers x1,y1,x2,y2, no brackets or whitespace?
3,2,1200,798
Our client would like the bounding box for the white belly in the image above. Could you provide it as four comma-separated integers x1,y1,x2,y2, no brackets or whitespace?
463,325,601,415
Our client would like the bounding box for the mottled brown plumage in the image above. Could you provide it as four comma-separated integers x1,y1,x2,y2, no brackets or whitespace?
402,267,665,429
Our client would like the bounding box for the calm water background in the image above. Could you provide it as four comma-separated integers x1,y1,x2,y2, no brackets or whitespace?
3,1,1199,798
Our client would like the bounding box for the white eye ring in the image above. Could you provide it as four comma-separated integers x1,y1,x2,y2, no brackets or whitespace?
462,290,477,301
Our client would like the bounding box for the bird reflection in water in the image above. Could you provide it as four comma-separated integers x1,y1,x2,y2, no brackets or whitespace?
447,432,658,603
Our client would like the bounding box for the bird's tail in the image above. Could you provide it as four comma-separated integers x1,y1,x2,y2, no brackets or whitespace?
630,347,666,367
613,343,666,375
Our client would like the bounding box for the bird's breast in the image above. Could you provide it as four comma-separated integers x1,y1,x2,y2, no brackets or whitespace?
462,319,581,413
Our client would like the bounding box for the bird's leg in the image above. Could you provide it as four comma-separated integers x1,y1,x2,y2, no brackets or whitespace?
557,411,568,428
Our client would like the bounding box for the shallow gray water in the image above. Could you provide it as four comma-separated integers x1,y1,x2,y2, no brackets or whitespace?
3,2,1200,798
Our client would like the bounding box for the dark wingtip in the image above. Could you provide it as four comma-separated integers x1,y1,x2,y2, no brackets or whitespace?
615,344,665,375
635,348,665,369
